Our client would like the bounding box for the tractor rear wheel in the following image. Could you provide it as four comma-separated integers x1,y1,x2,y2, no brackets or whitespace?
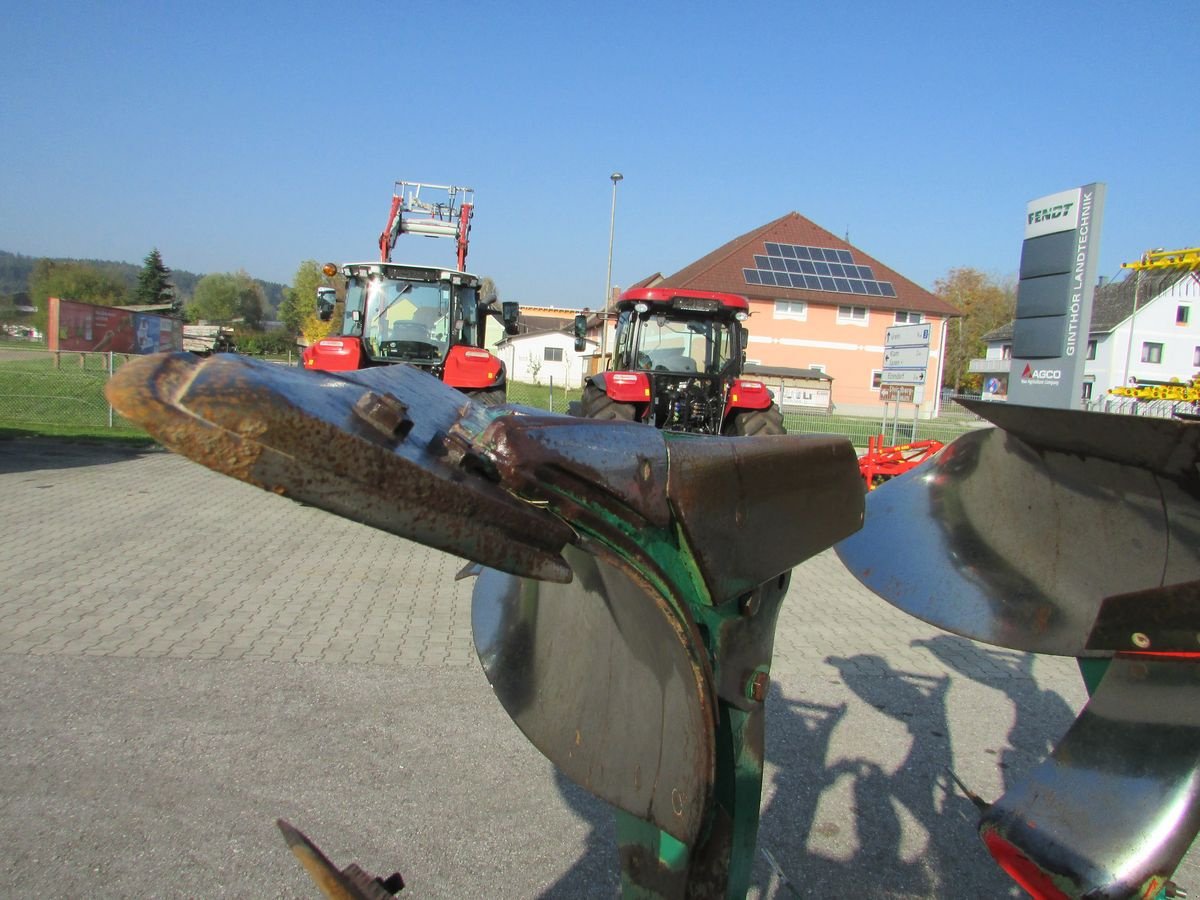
579,384,636,421
727,403,786,436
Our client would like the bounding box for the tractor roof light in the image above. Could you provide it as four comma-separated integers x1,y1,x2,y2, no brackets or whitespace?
735,311,749,321
634,302,649,313
321,263,338,277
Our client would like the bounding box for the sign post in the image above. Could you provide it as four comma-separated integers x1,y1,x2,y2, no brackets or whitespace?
881,322,932,441
1007,183,1106,408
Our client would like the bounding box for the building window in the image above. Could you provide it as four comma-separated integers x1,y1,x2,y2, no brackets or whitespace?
837,305,868,325
1141,342,1163,364
871,369,882,389
808,363,826,374
1194,346,1200,367
894,310,922,324
774,299,807,320
1086,340,1097,360
1178,306,1191,325
1081,380,1094,401
1001,344,1012,360
544,346,564,362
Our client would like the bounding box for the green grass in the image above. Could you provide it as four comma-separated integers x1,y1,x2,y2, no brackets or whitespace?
0,357,980,451
0,353,147,435
504,380,979,448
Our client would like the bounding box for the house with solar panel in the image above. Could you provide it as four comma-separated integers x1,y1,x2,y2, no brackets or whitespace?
587,212,960,417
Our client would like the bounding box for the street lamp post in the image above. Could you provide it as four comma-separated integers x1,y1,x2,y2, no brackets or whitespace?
601,172,623,362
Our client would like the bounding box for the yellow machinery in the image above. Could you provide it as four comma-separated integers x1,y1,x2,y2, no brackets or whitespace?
1110,247,1200,399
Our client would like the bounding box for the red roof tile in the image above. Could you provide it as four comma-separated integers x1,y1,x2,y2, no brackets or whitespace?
658,212,960,318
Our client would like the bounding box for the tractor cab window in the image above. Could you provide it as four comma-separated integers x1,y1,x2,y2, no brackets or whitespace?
351,275,451,363
633,311,736,375
612,309,636,369
457,285,479,345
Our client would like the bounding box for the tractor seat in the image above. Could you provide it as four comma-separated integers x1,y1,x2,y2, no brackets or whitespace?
652,353,697,373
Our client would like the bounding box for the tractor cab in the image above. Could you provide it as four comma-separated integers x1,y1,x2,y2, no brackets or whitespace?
613,297,743,378
576,288,785,435
305,262,518,379
340,263,477,367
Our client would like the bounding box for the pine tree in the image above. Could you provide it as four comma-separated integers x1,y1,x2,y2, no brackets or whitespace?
134,248,177,312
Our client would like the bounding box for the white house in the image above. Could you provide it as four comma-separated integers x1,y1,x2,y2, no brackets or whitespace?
496,327,595,388
973,266,1200,406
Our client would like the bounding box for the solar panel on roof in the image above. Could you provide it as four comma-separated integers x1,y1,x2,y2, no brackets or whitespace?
742,242,897,299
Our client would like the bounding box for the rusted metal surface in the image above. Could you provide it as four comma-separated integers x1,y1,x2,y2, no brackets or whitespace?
277,819,404,899
106,353,575,582
666,436,863,606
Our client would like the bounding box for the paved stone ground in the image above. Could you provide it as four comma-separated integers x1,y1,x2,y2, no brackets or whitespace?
0,438,1195,898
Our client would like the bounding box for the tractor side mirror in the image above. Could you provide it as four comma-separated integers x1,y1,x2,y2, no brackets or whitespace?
573,314,587,352
502,301,520,335
316,288,336,322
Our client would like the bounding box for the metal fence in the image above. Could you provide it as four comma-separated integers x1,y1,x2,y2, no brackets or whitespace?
0,347,140,430
1086,394,1200,419
0,348,1022,450
505,378,988,449
0,346,293,433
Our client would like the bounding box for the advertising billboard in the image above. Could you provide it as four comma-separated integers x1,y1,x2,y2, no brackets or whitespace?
47,298,183,354
1007,183,1105,409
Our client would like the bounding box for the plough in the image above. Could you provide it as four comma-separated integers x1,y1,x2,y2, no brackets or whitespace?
857,435,944,491
106,354,1200,899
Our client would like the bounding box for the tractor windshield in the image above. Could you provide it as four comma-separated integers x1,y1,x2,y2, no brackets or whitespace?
345,275,452,364
629,312,737,375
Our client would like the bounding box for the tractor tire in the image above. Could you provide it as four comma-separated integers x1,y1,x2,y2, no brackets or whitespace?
466,386,506,407
728,403,786,436
579,383,636,421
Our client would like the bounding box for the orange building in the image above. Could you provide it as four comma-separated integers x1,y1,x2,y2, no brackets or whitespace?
648,212,960,417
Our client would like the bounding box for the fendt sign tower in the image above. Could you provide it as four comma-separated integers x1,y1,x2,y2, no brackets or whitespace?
1007,183,1106,408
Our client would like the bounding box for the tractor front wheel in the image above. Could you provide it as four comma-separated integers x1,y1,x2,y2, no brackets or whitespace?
726,404,786,436
579,384,636,421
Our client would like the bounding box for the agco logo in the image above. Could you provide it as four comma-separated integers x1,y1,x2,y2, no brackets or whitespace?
1021,364,1062,383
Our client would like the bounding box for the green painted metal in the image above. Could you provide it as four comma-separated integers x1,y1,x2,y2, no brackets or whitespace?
1076,657,1111,697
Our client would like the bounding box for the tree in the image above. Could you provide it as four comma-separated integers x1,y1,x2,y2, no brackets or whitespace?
133,248,176,311
479,276,499,303
935,267,1016,392
279,260,326,336
233,271,267,329
28,258,129,335
187,270,265,327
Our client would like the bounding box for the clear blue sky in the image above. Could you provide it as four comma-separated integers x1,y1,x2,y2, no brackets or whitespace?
2,0,1194,307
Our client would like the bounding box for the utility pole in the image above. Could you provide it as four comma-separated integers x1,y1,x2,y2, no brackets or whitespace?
601,173,623,362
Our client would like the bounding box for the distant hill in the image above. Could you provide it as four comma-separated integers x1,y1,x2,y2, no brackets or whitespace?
0,249,286,314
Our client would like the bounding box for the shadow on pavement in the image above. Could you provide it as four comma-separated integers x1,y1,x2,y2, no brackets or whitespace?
0,435,159,474
537,634,1079,897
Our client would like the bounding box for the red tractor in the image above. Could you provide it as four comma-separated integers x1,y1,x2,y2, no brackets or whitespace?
302,181,519,405
573,287,785,435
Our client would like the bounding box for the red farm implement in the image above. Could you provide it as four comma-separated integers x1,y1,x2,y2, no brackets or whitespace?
858,435,944,491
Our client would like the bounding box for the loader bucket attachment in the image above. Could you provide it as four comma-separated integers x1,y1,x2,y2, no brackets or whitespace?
105,352,865,899
837,399,1200,897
